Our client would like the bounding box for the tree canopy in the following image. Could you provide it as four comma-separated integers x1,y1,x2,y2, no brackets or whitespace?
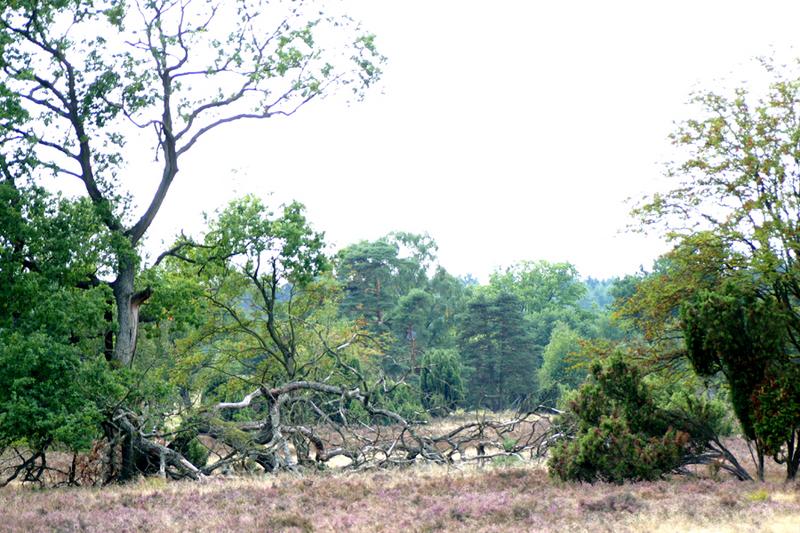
0,0,384,366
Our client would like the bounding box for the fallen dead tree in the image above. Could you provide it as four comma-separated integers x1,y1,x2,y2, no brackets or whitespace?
0,404,560,487
108,381,561,481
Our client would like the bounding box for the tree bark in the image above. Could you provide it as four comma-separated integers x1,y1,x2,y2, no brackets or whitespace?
116,414,204,481
111,261,152,367
119,423,137,482
757,444,765,482
786,431,799,481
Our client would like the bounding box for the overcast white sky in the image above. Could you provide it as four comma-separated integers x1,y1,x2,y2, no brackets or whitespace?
138,0,800,281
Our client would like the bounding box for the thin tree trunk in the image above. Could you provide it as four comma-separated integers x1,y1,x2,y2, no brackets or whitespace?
68,453,78,486
787,431,799,481
747,438,766,482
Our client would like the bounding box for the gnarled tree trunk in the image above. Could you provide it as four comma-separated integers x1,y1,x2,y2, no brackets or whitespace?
111,261,152,367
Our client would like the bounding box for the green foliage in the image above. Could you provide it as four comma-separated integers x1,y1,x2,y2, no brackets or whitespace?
752,363,800,458
1,0,385,369
458,291,538,410
680,279,786,439
550,414,688,484
335,234,466,378
335,233,437,331
0,184,112,338
633,56,800,354
0,184,122,452
391,287,435,364
645,372,736,438
373,382,427,423
537,322,587,405
487,260,592,347
625,66,800,475
549,357,691,483
579,277,618,310
619,233,800,478
420,349,464,414
0,333,119,451
167,196,343,392
138,265,207,334
200,195,328,285
613,234,733,346
169,421,210,468
488,260,586,313
418,267,468,352
746,489,770,502
491,455,523,467
502,437,518,453
0,0,392,481
336,239,405,329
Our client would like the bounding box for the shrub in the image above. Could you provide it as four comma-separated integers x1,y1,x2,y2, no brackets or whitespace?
548,356,691,483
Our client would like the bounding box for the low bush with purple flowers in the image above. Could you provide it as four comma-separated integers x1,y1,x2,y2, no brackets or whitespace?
2,456,799,532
